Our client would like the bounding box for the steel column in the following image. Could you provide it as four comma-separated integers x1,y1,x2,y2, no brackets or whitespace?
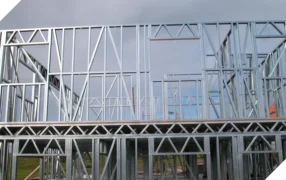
65,139,72,180
11,140,19,180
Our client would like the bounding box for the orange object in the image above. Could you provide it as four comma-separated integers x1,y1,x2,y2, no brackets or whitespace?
269,104,276,118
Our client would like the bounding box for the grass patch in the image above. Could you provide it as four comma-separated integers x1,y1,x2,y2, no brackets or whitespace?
13,154,204,179
17,157,40,180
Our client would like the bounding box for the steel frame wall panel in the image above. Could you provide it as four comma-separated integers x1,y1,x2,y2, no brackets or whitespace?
1,21,286,179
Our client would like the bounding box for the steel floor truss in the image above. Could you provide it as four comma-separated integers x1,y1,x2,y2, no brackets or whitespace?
0,119,286,138
0,119,285,179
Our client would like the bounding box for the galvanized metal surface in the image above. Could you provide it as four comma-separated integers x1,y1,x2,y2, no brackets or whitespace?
0,21,286,179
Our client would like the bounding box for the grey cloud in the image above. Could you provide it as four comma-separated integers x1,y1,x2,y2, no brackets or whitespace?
1,0,286,29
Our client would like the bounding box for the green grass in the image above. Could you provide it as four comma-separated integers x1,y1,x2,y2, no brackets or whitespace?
14,154,204,179
15,154,110,179
17,157,40,180
4,156,40,180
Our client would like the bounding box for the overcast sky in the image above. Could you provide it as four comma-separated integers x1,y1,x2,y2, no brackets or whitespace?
1,0,286,29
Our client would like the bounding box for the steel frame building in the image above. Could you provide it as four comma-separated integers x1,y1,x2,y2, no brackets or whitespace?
0,21,286,179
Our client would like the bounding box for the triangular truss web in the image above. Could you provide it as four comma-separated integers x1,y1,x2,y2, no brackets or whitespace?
167,124,187,134
190,123,215,133
256,122,279,132
244,135,276,152
154,124,174,134
0,126,18,135
38,126,61,135
27,29,48,43
16,126,38,135
245,122,276,132
6,31,25,44
152,24,173,38
18,139,65,155
215,122,241,133
75,125,96,135
88,125,110,135
151,24,199,39
155,137,179,153
104,124,137,135
139,124,163,134
6,29,48,44
179,137,204,153
176,24,198,38
258,22,286,36
42,139,65,155
19,139,41,154
155,137,204,153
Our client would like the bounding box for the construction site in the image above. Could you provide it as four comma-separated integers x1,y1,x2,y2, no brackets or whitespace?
0,21,286,179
